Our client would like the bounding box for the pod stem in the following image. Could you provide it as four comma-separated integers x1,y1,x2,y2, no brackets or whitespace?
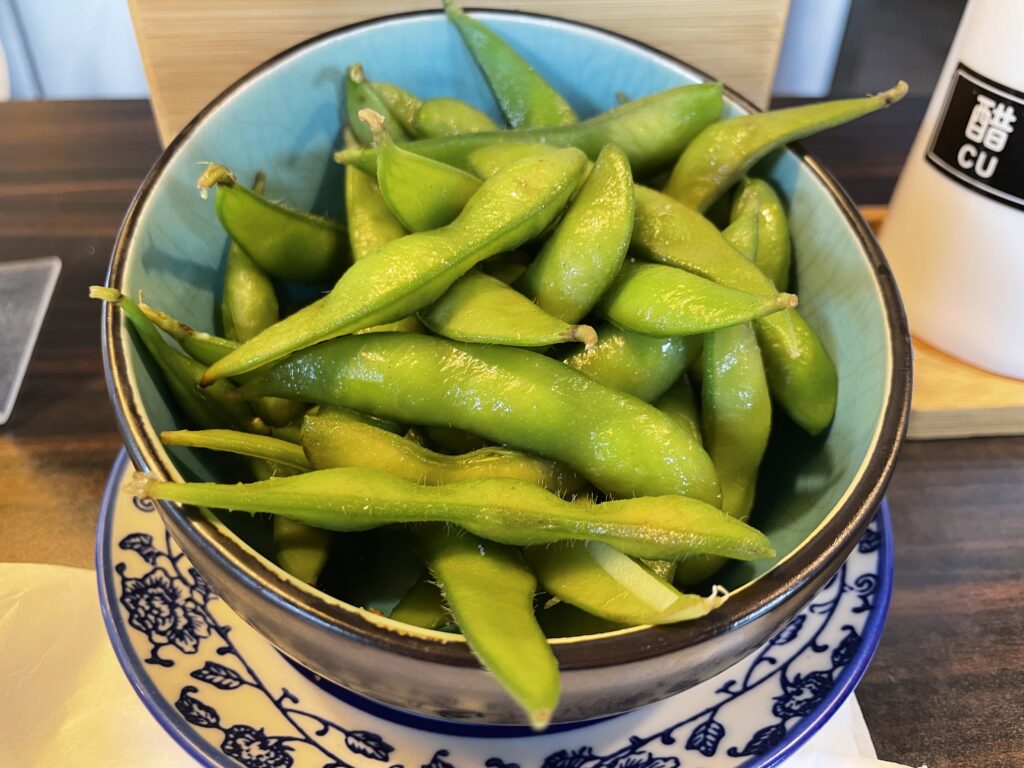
358,108,389,149
197,162,237,199
563,324,599,351
877,81,909,106
778,293,799,310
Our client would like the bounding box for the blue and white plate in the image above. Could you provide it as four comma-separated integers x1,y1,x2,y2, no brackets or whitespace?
97,450,892,768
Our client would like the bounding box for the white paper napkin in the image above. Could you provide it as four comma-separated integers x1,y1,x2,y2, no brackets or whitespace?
0,563,919,767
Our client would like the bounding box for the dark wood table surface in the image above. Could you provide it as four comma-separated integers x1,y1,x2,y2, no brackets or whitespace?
1,96,1021,768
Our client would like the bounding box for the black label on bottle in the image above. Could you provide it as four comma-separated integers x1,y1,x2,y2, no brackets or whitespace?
927,63,1024,212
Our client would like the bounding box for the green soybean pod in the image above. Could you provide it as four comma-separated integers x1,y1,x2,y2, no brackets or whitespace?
420,270,597,348
161,429,311,472
301,417,587,495
91,287,263,434
373,82,424,136
334,83,723,178
655,375,702,445
273,517,332,586
197,164,348,284
664,82,908,212
138,302,238,367
221,172,278,341
363,109,482,233
599,261,797,336
302,405,404,438
525,542,728,625
235,333,720,503
413,525,558,728
390,577,448,630
345,64,412,146
731,177,791,291
564,322,699,403
676,216,771,586
414,97,499,138
344,130,408,262
444,0,576,129
468,141,559,178
201,148,588,384
516,144,634,323
632,186,837,435
141,468,773,562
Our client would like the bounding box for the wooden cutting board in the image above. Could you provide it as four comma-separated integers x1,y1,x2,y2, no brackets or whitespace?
127,0,791,146
860,205,1024,440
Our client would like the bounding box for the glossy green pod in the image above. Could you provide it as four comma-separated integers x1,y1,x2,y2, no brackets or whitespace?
731,177,791,291
444,0,576,129
161,429,311,472
236,333,719,503
655,375,702,445
525,542,728,625
200,148,588,384
197,164,347,284
631,186,837,435
273,517,332,585
141,468,773,562
91,287,262,433
373,82,423,136
414,97,499,137
516,144,634,323
420,270,597,348
345,64,412,146
413,525,558,728
664,82,908,212
334,82,723,178
676,216,771,586
564,322,699,403
599,261,797,336
344,132,408,262
301,417,587,495
467,141,560,178
390,576,448,630
363,109,483,232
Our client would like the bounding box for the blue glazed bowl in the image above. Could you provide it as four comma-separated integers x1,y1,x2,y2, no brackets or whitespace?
104,10,911,725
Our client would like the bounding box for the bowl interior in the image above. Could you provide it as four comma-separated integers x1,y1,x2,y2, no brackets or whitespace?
114,12,893,612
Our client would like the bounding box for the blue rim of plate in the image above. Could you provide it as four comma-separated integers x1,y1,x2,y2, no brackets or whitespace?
97,450,894,768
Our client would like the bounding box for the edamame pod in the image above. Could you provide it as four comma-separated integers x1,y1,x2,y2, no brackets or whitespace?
335,83,723,178
363,109,482,232
413,525,558,728
373,82,423,136
599,261,797,336
414,97,499,137
273,517,331,585
632,186,837,435
301,417,587,495
655,375,702,445
389,577,448,630
664,82,908,212
676,216,772,586
516,144,634,323
236,333,719,503
197,164,348,284
468,141,559,178
420,270,597,348
345,64,412,146
731,177,791,291
344,131,407,262
91,287,262,433
564,322,699,403
444,0,576,129
525,542,728,625
303,405,404,438
140,468,773,561
200,148,588,384
161,429,311,472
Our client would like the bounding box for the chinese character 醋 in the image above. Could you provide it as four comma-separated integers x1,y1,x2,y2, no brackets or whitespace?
958,93,1016,179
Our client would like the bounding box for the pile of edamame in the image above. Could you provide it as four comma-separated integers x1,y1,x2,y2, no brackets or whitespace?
95,1,906,727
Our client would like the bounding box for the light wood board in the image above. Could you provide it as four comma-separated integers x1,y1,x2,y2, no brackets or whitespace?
127,0,790,146
861,205,1024,440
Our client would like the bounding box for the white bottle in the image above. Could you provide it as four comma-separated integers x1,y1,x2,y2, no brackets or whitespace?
881,0,1024,378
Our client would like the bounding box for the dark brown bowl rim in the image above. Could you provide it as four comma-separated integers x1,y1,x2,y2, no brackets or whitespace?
103,8,912,672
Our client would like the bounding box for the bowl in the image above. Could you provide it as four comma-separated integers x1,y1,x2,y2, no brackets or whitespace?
103,10,911,726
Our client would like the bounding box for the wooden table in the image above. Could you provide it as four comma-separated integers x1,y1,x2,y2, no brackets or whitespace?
1,98,1021,768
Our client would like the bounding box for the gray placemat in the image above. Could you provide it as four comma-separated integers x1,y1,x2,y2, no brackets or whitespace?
0,257,62,425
